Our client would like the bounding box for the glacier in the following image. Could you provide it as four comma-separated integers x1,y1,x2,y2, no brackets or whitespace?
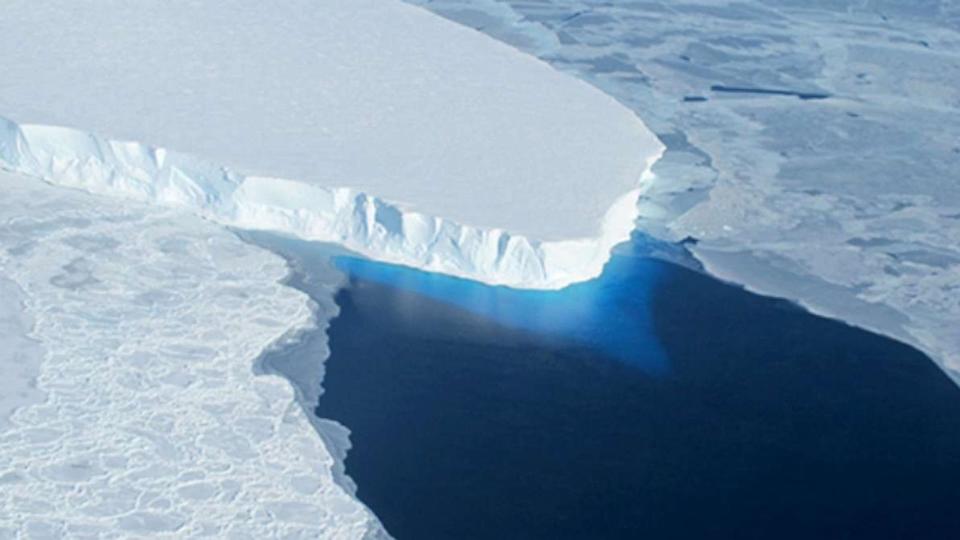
0,0,663,289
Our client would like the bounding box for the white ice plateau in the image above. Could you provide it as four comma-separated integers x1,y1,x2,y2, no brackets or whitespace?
0,0,662,290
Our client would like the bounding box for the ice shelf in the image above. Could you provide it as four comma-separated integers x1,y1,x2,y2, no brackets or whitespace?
0,0,663,289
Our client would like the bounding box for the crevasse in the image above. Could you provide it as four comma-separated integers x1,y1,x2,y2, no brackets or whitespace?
0,116,662,289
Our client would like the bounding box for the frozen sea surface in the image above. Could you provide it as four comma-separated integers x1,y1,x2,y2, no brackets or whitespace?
0,173,384,538
0,278,43,432
408,0,960,380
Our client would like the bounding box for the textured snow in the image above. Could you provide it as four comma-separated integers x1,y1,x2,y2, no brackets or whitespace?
0,278,44,432
0,0,663,289
0,172,385,538
410,0,960,381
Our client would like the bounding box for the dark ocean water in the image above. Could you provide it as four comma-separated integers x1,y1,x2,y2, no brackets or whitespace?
260,234,960,539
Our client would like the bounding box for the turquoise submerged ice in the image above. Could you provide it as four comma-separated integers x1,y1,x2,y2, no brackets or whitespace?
335,235,669,374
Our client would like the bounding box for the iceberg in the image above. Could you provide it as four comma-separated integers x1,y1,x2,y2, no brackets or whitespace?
0,0,663,289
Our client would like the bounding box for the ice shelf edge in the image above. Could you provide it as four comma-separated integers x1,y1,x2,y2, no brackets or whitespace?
0,116,664,290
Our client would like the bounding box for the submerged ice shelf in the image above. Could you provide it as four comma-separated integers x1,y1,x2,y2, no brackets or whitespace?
0,0,663,290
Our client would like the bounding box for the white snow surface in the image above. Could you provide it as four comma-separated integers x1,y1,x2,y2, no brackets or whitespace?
0,0,663,289
0,278,44,432
0,172,385,538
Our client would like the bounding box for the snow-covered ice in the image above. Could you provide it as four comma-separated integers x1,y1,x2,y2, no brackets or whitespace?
0,0,663,289
409,0,960,382
0,172,385,538
0,278,44,432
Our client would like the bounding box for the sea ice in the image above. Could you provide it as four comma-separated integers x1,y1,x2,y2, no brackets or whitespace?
0,172,385,538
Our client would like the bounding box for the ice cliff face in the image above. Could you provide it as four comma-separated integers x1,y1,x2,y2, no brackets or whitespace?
0,117,660,289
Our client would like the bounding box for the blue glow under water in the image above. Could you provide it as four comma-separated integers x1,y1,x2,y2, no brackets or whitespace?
333,244,668,374
254,233,960,539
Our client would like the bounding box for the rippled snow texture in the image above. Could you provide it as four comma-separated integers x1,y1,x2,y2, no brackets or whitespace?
0,173,384,538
